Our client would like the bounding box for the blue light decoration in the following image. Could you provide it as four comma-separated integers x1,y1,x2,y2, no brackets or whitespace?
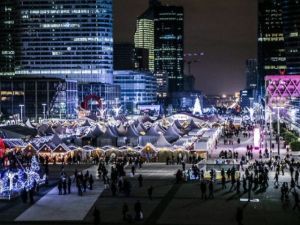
0,156,45,199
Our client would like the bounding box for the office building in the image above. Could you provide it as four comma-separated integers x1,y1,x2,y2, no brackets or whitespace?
258,0,286,92
134,48,149,71
246,59,259,90
113,70,157,112
0,76,77,120
282,0,300,74
0,0,18,76
155,71,168,99
78,83,120,112
15,0,113,84
134,3,155,72
154,5,184,93
134,0,184,98
113,43,135,70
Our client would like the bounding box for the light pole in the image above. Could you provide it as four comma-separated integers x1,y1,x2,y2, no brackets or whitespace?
19,104,24,123
42,103,47,120
277,107,280,156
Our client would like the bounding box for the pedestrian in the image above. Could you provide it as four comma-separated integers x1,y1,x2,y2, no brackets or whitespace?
147,186,153,200
295,170,299,186
21,188,27,203
67,176,72,194
89,174,94,190
58,179,62,195
138,174,143,187
83,177,87,192
182,161,186,171
221,175,226,189
134,200,142,220
236,178,241,194
200,180,207,200
29,188,34,204
131,165,136,176
274,172,279,188
62,177,67,195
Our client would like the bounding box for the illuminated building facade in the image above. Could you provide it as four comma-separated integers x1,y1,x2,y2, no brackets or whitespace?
282,0,300,75
134,6,155,72
0,0,18,76
258,0,286,93
154,5,184,94
15,0,113,84
134,0,184,99
113,70,157,112
0,76,77,120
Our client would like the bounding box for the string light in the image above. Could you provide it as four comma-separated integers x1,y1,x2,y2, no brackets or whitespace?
0,156,45,198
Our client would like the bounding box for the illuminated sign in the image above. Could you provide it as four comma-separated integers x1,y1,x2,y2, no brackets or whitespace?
254,127,260,149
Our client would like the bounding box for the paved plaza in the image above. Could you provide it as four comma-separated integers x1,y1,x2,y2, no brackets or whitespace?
0,134,299,225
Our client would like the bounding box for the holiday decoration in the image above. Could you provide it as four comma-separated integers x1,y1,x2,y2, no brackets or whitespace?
193,96,203,116
0,156,45,199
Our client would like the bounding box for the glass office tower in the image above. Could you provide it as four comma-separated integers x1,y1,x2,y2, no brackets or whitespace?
154,5,184,93
282,0,300,74
257,0,286,92
0,0,18,76
15,0,113,84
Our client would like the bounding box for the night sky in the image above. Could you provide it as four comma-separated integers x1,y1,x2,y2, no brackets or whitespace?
114,0,257,95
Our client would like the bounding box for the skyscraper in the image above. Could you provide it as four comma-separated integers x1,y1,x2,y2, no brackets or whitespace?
282,0,300,74
15,0,113,84
0,0,18,76
134,3,155,72
246,59,258,89
113,43,135,70
134,0,184,97
154,5,184,93
257,0,286,91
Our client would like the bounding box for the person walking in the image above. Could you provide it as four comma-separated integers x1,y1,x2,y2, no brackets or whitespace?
58,179,62,195
221,175,226,189
134,200,142,220
89,174,94,190
200,180,207,200
131,165,136,176
62,177,67,195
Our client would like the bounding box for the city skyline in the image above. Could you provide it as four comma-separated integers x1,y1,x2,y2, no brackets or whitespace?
114,0,257,95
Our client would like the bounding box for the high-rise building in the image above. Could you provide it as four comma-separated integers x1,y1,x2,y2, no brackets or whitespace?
15,0,113,84
113,70,157,112
257,0,286,91
154,5,184,93
134,3,155,72
246,59,259,89
0,0,18,76
113,43,135,70
134,0,184,98
282,0,300,74
134,48,149,71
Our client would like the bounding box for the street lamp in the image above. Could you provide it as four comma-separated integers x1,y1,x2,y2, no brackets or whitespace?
19,104,24,123
42,103,47,120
